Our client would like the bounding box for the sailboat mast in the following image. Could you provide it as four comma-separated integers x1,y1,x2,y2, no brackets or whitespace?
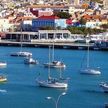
52,41,54,62
59,67,62,79
87,42,89,68
48,46,51,79
20,20,23,52
86,35,90,68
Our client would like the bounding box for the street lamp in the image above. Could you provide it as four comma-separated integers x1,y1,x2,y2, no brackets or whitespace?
46,92,66,108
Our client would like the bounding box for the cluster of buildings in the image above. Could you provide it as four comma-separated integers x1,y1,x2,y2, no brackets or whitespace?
0,0,108,34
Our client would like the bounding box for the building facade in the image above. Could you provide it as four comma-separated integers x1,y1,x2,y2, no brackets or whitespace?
103,0,108,9
32,16,67,31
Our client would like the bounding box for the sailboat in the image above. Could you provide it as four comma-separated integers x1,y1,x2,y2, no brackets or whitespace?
36,46,68,89
79,35,101,75
44,42,66,68
10,25,32,57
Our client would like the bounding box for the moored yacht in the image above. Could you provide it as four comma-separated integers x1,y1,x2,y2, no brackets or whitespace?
37,46,68,89
44,42,66,68
79,35,101,75
36,78,68,88
10,28,32,57
10,51,32,57
44,61,66,68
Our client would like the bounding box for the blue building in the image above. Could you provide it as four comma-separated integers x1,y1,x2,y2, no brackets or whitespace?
32,16,67,31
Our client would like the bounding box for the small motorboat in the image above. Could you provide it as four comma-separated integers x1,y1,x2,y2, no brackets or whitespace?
0,62,7,67
10,51,32,57
24,57,38,64
99,82,108,93
44,61,66,68
0,76,7,82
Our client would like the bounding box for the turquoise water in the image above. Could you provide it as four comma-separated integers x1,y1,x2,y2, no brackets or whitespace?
0,46,107,108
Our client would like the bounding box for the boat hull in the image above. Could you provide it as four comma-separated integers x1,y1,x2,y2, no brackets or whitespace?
80,69,101,75
10,51,32,57
0,62,7,67
24,58,38,64
100,83,108,93
37,80,68,89
44,63,66,68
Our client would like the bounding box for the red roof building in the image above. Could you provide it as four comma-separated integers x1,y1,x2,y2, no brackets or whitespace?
37,15,59,20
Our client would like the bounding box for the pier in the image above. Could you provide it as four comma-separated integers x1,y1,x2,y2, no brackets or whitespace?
0,30,97,50
0,40,94,50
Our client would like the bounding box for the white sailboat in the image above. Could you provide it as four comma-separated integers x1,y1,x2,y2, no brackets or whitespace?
79,36,101,75
44,42,66,68
10,26,32,57
36,46,68,89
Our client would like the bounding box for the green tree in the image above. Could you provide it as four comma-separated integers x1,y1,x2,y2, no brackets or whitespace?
79,17,87,27
67,26,105,35
56,12,71,19
39,26,54,30
100,24,108,31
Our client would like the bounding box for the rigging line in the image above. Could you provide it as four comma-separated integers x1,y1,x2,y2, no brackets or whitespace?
80,50,86,69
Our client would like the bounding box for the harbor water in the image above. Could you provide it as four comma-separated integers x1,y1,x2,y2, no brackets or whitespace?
0,46,108,108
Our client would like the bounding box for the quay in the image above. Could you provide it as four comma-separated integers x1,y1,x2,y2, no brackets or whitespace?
3,30,108,50
0,40,94,50
0,30,96,50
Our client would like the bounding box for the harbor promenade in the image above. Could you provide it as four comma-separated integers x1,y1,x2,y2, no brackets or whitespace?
0,40,94,50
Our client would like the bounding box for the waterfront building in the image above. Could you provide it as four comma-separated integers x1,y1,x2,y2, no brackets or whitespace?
22,19,32,31
37,30,71,40
4,30,72,42
32,15,67,31
2,30,108,43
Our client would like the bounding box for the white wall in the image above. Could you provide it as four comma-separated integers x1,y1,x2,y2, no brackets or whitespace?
0,18,12,32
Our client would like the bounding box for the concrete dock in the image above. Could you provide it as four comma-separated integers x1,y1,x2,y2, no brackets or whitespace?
0,40,94,50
